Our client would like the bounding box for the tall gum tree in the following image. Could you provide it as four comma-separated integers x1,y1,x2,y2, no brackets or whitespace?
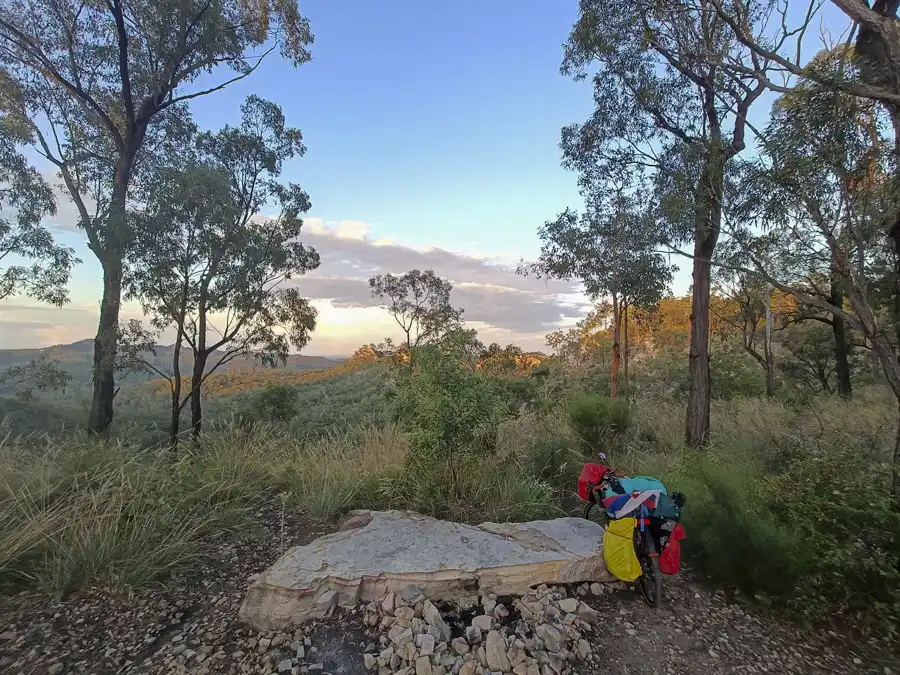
561,0,770,446
0,0,313,434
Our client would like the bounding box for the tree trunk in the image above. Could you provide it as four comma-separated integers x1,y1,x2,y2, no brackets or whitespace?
685,146,724,448
87,147,138,435
610,294,621,399
190,352,207,439
830,277,853,399
191,295,208,439
764,290,776,397
88,253,123,435
169,339,182,451
623,301,630,401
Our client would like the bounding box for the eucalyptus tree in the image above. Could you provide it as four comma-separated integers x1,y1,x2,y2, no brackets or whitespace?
369,270,463,366
126,96,320,442
0,0,313,434
561,0,770,445
523,187,672,399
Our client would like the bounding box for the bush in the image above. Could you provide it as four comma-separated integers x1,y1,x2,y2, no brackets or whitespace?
391,341,513,493
244,384,300,424
566,393,631,451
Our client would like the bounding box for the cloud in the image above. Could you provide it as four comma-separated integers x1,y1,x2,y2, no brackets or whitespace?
0,216,591,354
291,218,589,341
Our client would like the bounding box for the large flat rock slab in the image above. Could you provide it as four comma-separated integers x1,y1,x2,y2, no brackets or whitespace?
239,509,612,631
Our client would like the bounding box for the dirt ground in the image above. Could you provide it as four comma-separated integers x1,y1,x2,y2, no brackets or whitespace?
0,500,895,675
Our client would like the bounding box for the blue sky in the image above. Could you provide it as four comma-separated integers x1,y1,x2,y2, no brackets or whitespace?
0,1,854,355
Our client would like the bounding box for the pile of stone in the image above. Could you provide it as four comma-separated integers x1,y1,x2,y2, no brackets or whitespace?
360,582,611,675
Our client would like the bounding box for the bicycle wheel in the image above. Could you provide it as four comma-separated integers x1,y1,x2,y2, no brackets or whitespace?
583,500,610,527
636,530,662,608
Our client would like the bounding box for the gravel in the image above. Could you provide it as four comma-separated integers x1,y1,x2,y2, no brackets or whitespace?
0,500,894,675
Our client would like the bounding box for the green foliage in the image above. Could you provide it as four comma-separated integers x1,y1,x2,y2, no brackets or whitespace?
0,355,72,400
391,337,512,490
566,393,631,451
249,384,300,423
369,270,463,353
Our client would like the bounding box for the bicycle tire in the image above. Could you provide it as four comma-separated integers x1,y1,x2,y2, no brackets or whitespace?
637,530,662,608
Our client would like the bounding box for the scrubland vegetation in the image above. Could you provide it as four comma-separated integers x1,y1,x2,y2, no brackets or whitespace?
1,331,898,634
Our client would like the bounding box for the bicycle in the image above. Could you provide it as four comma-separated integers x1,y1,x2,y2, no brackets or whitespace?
579,455,674,608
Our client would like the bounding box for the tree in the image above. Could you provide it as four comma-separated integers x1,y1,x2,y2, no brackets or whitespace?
0,125,77,304
369,269,463,364
561,0,769,444
730,54,900,506
125,96,320,443
523,189,672,399
0,0,313,434
0,354,72,399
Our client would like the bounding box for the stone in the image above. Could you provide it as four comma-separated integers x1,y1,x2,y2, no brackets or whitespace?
364,654,377,670
557,598,578,613
465,625,483,644
315,589,337,616
459,662,477,675
535,625,564,654
240,510,612,629
417,633,436,656
382,593,397,615
471,615,493,632
401,585,425,604
278,659,293,673
576,602,599,625
257,638,271,653
450,637,470,655
482,596,497,614
576,640,591,658
415,655,433,675
48,665,64,675
395,606,415,626
484,632,510,671
589,583,603,596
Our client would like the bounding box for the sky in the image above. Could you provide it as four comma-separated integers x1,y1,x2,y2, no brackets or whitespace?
0,0,854,356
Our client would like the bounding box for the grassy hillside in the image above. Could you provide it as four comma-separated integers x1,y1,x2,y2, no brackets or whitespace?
0,340,342,388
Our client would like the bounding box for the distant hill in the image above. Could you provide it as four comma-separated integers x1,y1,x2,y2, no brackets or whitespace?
0,339,342,388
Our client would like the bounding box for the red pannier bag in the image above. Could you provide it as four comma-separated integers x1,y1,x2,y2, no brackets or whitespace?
659,523,685,575
577,463,608,502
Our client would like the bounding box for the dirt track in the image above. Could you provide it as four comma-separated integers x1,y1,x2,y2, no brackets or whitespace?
0,501,895,675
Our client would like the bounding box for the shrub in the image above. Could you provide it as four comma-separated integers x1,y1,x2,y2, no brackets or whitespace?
566,393,631,451
391,341,513,493
249,384,300,423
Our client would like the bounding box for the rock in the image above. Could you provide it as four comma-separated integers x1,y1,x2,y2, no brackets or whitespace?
382,593,397,615
482,596,497,614
459,662,477,675
239,510,611,629
451,637,470,655
465,625,483,644
278,659,293,673
557,598,578,613
395,606,415,626
576,602,599,625
364,653,378,670
417,633,436,656
485,631,510,671
315,590,337,616
49,664,64,675
471,615,493,632
401,585,425,604
576,640,591,658
535,624,564,653
415,655,433,675
589,583,603,595
257,637,272,653
308,664,324,672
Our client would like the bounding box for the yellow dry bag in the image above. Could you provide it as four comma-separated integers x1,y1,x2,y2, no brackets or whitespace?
603,517,641,582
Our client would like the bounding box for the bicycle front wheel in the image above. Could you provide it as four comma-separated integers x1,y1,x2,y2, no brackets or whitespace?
637,531,662,608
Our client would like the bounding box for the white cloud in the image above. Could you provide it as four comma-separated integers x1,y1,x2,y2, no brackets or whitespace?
0,216,593,355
